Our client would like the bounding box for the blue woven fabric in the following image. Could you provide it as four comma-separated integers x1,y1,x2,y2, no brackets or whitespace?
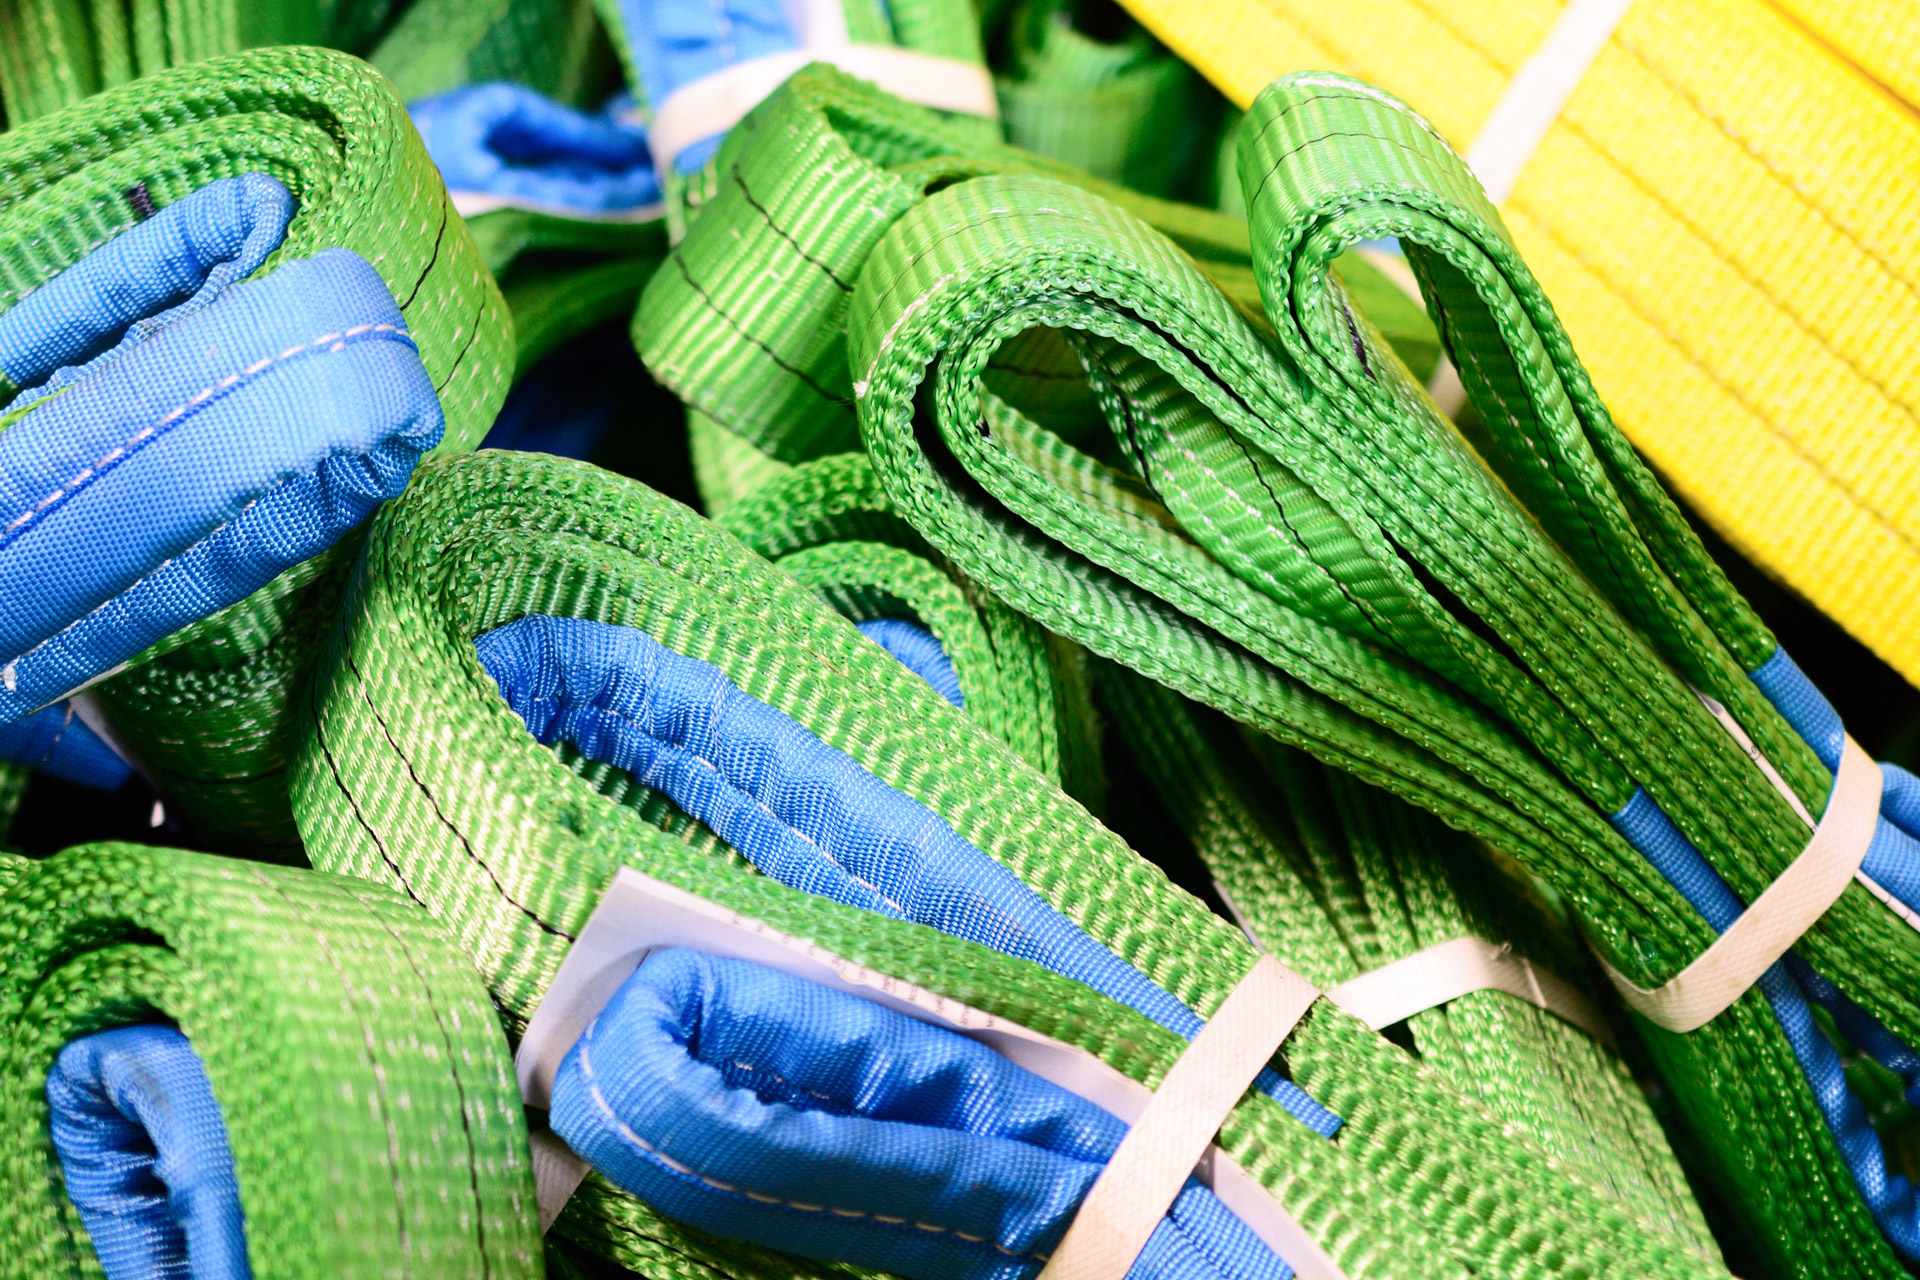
47,1024,249,1280
0,700,130,789
611,0,795,173
1610,646,1920,1261
550,948,1293,1280
854,619,964,708
0,175,292,403
475,614,1339,1135
410,84,659,213
0,236,443,723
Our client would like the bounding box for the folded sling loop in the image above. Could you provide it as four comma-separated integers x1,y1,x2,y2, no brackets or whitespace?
294,451,1738,1280
1110,0,1920,699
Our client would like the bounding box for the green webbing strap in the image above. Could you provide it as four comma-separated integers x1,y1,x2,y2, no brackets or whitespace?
370,0,608,109
714,450,1105,809
834,69,1910,1275
688,410,793,516
0,0,404,124
636,64,1438,467
992,0,1205,200
1099,666,1718,1258
290,449,1737,1280
0,841,540,1278
0,47,515,855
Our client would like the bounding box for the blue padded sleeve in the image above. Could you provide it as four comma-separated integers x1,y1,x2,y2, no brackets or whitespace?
1612,785,1920,1260
0,174,292,404
0,247,443,722
1747,646,1920,912
410,84,659,213
550,948,1293,1280
475,614,1339,1136
0,700,129,789
855,618,964,708
47,1024,249,1280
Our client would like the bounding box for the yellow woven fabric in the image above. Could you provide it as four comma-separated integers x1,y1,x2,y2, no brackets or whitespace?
1117,0,1920,686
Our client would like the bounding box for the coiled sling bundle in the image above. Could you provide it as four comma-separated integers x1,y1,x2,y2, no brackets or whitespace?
0,47,510,852
1110,0,1920,701
289,447,1735,1280
812,67,1920,1278
0,841,539,1279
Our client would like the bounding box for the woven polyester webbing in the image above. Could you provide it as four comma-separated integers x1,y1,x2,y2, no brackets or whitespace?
290,448,1738,1280
821,67,1920,1278
1112,0,1920,699
0,47,512,856
0,842,539,1278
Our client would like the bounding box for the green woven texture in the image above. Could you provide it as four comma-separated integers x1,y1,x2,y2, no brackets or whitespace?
815,66,1920,1278
992,0,1201,199
0,841,539,1278
0,47,515,857
636,64,1437,466
290,448,1737,1280
1102,664,1716,1254
687,410,793,517
0,0,403,123
370,0,607,109
715,450,1106,811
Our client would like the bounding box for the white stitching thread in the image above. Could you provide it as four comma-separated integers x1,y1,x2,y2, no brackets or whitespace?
576,1027,1046,1261
2,322,406,541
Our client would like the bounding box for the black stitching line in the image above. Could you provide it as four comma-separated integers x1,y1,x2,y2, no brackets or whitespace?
309,696,438,915
434,289,488,395
671,255,850,407
345,651,574,941
730,165,852,291
401,199,449,312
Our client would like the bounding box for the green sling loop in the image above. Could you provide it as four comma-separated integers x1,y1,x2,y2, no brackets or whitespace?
0,841,540,1278
1099,666,1717,1256
0,48,515,856
835,70,1919,1277
637,64,1439,468
289,448,1737,1280
714,450,1105,809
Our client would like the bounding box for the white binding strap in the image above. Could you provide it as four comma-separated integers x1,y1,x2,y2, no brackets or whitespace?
1600,734,1882,1033
1326,936,1613,1045
648,46,998,177
1463,0,1636,205
1038,955,1318,1280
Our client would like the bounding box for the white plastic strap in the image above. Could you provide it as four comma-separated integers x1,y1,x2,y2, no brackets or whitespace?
648,45,997,177
1696,687,1920,939
1599,733,1882,1032
1213,881,1607,1043
514,869,1349,1279
447,191,664,224
1038,955,1320,1280
1326,936,1613,1045
1463,0,1636,205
